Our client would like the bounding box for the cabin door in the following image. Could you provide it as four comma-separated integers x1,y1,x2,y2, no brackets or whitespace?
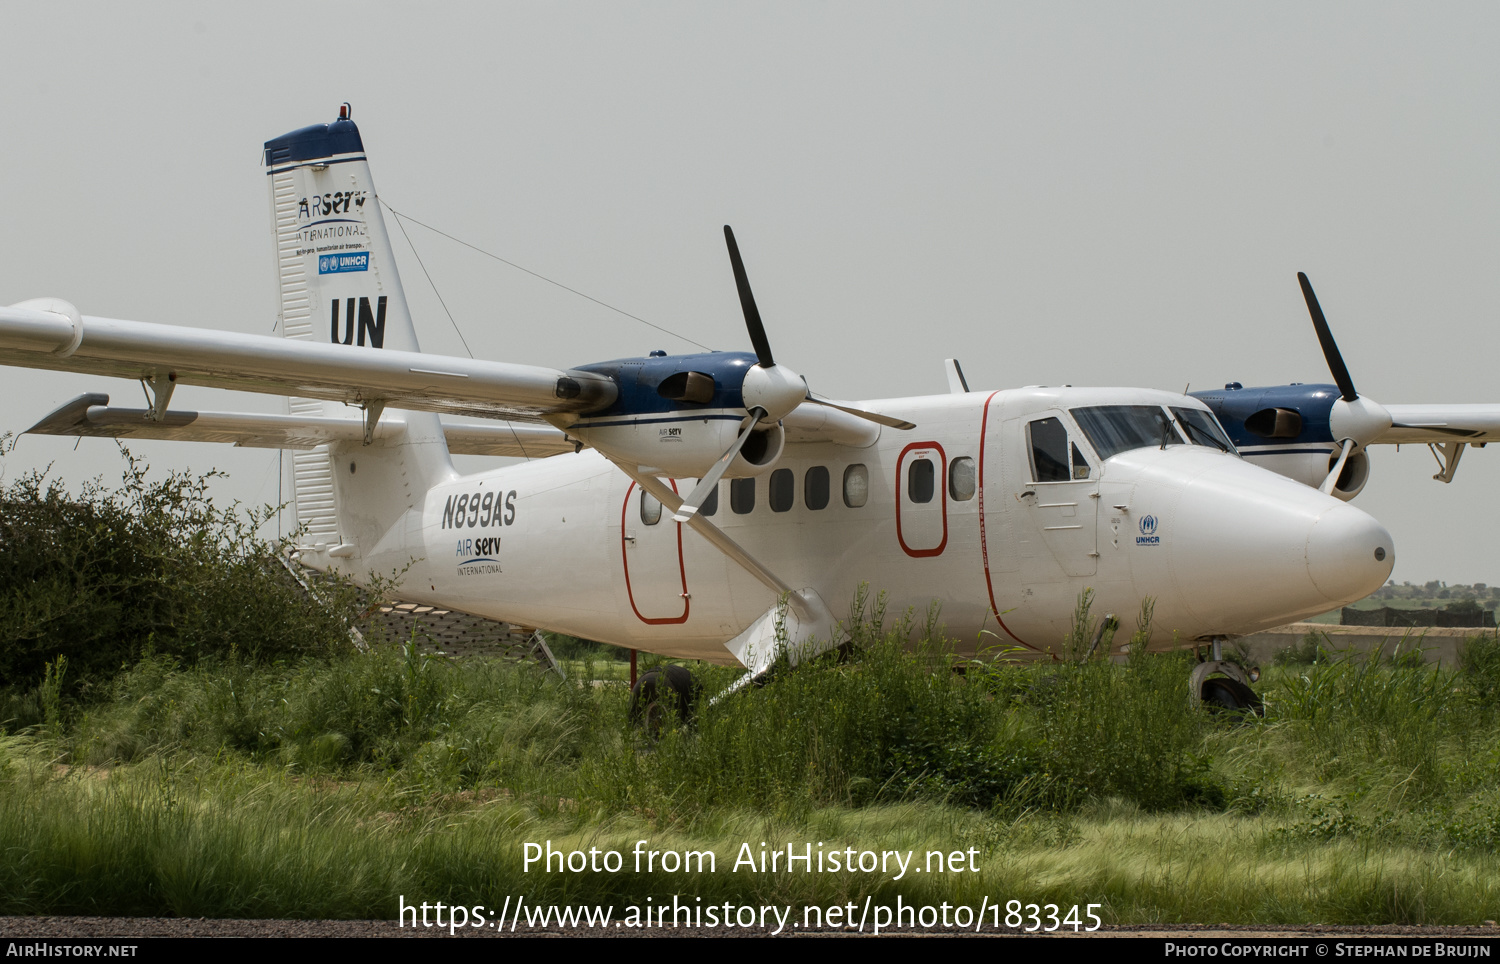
619,481,689,624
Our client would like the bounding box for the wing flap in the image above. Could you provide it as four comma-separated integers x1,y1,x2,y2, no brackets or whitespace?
441,423,575,457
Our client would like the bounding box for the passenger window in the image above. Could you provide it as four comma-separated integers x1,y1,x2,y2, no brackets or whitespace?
843,464,869,508
1028,418,1071,483
640,490,662,525
949,457,976,501
700,481,718,517
731,477,756,515
907,458,935,503
769,468,794,512
805,465,830,510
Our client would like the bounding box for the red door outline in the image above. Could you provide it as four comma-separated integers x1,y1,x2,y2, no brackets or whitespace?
977,392,1036,649
620,480,690,625
895,441,948,558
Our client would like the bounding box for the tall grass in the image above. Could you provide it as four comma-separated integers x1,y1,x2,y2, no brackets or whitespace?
11,583,1500,827
3,742,1500,923
2,629,1500,921
40,590,1241,821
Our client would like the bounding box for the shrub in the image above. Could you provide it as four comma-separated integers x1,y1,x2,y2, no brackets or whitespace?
0,448,361,691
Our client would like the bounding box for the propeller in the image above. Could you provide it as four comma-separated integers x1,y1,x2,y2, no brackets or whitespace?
1296,272,1392,491
801,393,914,430
1299,272,1357,403
1320,438,1355,496
724,225,914,428
673,228,914,522
725,226,774,369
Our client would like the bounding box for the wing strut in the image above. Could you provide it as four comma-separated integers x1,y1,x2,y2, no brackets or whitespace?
610,461,842,679
673,408,766,523
613,461,791,596
1428,441,1467,483
140,373,176,422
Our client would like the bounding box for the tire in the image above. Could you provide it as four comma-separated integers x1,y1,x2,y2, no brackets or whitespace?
1200,677,1264,717
629,665,699,734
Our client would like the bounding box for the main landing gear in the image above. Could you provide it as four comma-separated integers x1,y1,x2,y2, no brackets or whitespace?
628,664,700,736
1190,636,1264,716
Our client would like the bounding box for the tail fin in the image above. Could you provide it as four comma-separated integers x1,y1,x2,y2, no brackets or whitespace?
264,106,453,565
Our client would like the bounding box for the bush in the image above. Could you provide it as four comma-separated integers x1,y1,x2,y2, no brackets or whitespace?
0,448,361,692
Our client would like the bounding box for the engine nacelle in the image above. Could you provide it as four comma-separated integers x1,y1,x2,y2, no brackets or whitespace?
1327,448,1370,501
558,350,798,478
567,414,785,479
1239,446,1370,501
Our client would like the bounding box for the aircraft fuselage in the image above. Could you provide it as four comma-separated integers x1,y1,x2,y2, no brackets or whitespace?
330,385,1395,662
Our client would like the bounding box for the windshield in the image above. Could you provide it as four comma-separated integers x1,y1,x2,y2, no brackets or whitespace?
1172,407,1238,455
1071,404,1239,461
1071,405,1178,461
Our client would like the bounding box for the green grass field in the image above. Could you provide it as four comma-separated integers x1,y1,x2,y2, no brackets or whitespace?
4,615,1500,924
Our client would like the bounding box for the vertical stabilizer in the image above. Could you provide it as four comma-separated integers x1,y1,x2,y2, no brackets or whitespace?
264,106,453,567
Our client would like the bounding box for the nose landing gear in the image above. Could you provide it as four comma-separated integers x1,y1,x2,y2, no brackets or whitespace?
1190,636,1264,716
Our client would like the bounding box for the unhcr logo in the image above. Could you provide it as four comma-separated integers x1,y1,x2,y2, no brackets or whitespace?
318,252,370,275
1136,514,1160,546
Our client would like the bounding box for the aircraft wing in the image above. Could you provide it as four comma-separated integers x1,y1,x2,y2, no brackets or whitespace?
0,303,615,421
25,393,577,457
1377,405,1500,444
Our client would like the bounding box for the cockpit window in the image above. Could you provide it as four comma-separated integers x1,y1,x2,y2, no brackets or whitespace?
1171,407,1238,455
1071,443,1091,480
1028,417,1087,483
1071,405,1178,461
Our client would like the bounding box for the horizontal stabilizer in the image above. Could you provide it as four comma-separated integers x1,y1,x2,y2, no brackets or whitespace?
25,394,576,457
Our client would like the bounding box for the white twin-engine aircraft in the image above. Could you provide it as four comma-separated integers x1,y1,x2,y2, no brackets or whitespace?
0,107,1396,698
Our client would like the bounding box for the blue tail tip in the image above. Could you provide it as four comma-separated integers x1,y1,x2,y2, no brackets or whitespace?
264,104,364,168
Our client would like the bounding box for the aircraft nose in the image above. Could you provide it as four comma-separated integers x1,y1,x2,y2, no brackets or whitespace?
1129,452,1395,632
1305,503,1394,604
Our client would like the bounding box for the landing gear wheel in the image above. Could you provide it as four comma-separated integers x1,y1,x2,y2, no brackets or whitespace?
629,665,699,735
1200,677,1264,717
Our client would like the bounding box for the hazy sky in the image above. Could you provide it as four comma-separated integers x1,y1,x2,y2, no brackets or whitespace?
2,3,1497,585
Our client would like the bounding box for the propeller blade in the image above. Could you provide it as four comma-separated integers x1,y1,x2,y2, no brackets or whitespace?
803,395,915,430
724,226,775,368
1298,272,1358,403
673,408,766,522
1319,437,1355,495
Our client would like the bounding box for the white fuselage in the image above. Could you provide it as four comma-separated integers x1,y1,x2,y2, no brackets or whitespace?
326,385,1395,664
